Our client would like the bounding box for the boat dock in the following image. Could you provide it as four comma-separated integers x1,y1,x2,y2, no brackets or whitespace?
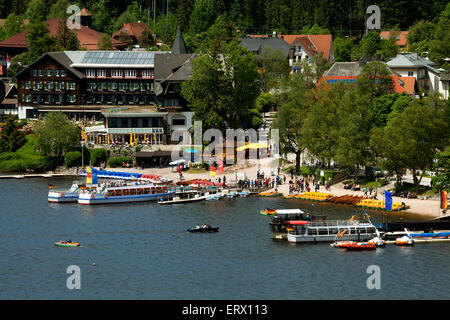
326,194,367,205
0,173,78,179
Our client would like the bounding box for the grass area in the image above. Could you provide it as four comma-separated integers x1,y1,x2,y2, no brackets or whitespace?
0,135,59,173
342,177,389,189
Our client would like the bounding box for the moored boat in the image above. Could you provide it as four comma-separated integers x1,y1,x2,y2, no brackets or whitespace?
339,242,377,251
78,182,174,205
48,183,96,203
287,214,378,243
394,228,415,246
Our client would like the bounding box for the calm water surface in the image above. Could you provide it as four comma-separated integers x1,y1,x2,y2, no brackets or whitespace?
0,178,449,300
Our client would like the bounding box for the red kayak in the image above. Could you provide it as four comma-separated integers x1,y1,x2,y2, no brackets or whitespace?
340,243,377,251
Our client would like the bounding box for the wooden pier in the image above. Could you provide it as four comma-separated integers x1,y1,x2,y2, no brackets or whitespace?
325,194,367,205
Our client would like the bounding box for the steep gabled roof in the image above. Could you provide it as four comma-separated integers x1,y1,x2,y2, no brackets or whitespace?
14,52,85,79
154,53,195,81
240,36,291,57
380,31,408,47
250,34,333,61
112,22,154,40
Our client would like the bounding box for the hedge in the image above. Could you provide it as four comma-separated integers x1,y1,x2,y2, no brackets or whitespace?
64,151,82,168
90,148,108,166
107,156,132,168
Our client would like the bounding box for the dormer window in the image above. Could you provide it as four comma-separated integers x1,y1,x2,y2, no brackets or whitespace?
97,69,106,77
111,70,123,77
125,70,136,78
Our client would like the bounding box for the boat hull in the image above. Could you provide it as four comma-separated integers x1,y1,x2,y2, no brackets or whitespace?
187,227,219,233
48,192,79,203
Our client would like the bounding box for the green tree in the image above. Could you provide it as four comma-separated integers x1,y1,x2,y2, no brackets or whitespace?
359,31,381,58
2,13,25,38
334,36,353,62
97,33,114,50
181,38,260,132
188,0,219,35
357,61,394,99
0,116,26,153
272,60,318,172
54,18,80,51
48,0,70,19
25,21,55,62
407,20,435,57
378,30,399,61
258,46,290,93
34,112,81,157
25,0,47,23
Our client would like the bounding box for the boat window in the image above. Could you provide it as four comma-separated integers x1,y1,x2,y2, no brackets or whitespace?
359,227,366,234
123,189,129,196
367,228,376,233
349,228,355,235
137,189,143,195
330,228,338,234
308,228,317,235
318,228,328,235
151,187,155,194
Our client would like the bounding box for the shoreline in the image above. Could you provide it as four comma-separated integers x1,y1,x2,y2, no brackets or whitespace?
3,158,444,220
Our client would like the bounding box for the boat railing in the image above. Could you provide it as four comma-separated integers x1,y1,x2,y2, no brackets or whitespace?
306,220,368,228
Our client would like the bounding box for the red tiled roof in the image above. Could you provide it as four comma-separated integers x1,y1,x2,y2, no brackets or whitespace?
113,22,152,39
0,18,126,50
250,34,333,61
398,76,416,95
380,31,408,47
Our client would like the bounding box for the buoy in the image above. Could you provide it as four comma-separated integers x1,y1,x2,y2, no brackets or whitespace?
92,263,96,266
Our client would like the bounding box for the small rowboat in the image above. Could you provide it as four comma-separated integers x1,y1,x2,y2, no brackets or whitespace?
54,241,80,247
187,226,219,233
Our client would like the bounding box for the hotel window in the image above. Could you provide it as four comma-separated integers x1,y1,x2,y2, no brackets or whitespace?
55,82,64,91
130,82,139,91
97,69,106,77
23,81,31,89
60,69,66,77
119,82,128,91
408,71,414,77
55,70,60,77
22,94,32,103
109,82,118,91
56,94,64,104
46,94,55,104
38,69,44,76
32,69,37,76
34,81,43,90
125,70,136,78
164,98,179,107
67,82,76,90
98,82,107,91
68,94,76,103
86,69,96,77
142,70,153,78
45,81,54,90
35,94,43,103
47,69,54,77
111,70,123,77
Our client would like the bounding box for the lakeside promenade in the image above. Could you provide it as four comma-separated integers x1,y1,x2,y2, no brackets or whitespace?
67,157,445,220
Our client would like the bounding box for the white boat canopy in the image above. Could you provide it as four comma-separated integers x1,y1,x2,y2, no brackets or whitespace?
275,209,304,214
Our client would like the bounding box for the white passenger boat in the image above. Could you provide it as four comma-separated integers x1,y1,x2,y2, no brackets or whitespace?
286,215,378,243
239,190,250,197
48,183,96,203
78,182,174,205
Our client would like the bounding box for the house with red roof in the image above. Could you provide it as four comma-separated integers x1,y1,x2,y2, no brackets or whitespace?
248,33,335,65
0,9,127,71
380,31,408,50
112,22,157,48
317,61,417,96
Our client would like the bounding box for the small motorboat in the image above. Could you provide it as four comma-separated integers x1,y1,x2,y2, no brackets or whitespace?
226,191,238,198
205,195,219,201
260,209,277,216
187,224,219,233
239,190,250,197
54,240,80,247
395,228,415,246
367,230,386,247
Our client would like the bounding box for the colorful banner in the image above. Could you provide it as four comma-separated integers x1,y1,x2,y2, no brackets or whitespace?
384,190,392,210
210,166,216,177
441,190,448,210
86,167,98,185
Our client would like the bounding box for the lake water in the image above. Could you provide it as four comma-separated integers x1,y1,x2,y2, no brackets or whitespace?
0,177,449,300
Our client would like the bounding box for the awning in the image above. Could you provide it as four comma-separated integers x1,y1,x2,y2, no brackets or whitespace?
107,128,164,134
169,159,186,166
275,209,304,214
236,142,269,151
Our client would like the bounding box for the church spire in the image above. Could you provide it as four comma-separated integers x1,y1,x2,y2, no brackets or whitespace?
172,26,187,54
